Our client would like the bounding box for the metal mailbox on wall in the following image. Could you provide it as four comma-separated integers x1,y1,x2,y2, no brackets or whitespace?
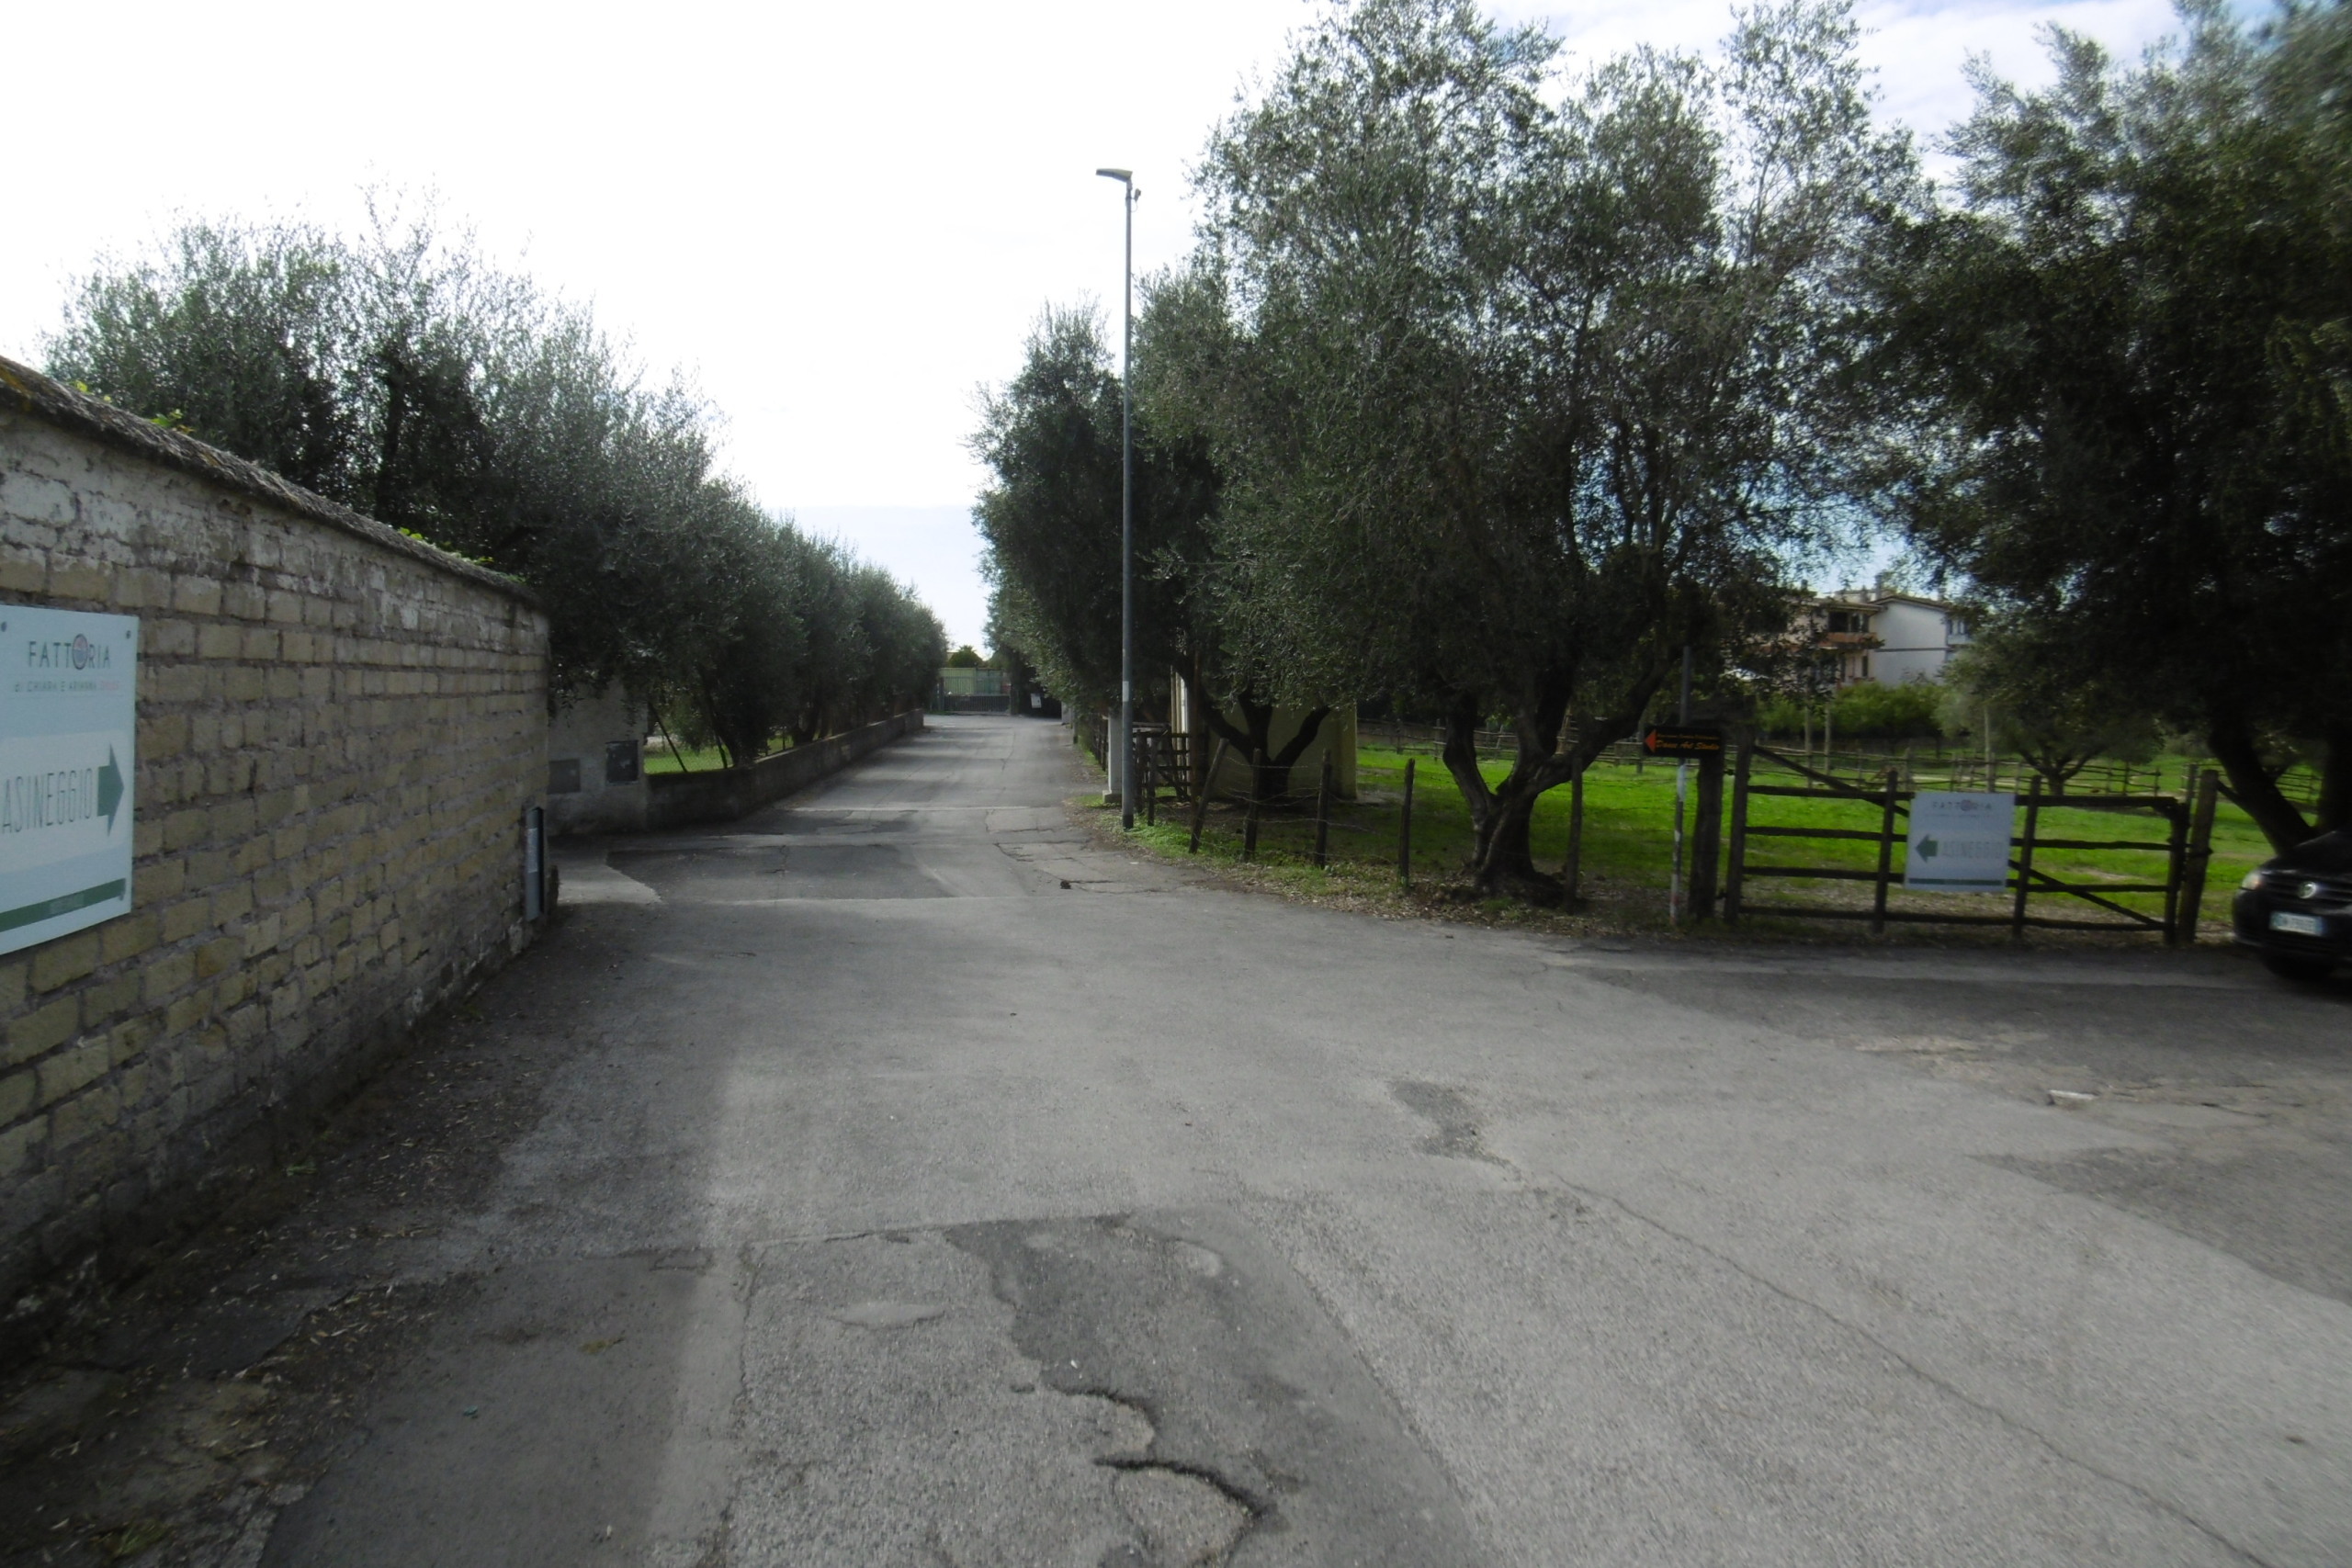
0,606,138,955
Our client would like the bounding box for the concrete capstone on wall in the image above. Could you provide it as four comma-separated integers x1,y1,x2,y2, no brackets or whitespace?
0,359,548,1323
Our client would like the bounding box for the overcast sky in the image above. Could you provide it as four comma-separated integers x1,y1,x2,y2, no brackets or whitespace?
5,0,2183,649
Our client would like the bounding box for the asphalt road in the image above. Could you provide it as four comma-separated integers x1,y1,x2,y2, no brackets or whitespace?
253,715,2350,1566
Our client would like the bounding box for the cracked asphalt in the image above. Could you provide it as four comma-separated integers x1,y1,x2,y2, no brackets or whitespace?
9,713,2348,1566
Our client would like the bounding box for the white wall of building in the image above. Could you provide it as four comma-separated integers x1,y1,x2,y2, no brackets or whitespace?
1821,592,1969,687
1866,597,1968,685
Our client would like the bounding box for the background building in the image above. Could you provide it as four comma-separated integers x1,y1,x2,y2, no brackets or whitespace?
1807,590,1971,686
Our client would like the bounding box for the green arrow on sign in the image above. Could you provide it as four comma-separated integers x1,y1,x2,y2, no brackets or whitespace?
1917,834,1939,860
98,749,124,830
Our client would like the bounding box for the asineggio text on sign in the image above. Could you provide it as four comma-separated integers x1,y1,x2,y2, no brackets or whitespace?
0,606,137,953
1904,790,2016,893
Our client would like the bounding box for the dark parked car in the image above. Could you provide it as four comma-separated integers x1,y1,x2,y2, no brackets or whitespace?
2233,829,2352,980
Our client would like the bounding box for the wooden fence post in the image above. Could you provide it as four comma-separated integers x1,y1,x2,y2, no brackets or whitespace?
2011,784,2041,941
1723,740,1753,924
1562,760,1586,906
1399,757,1417,887
1690,750,1725,919
1142,733,1159,828
1189,739,1228,854
1871,767,1899,936
1242,749,1265,862
2161,773,2192,943
1313,753,1335,869
2175,768,2221,943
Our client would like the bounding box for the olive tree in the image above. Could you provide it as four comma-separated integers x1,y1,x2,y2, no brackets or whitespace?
971,304,1336,797
1871,1,2352,848
1189,0,1910,894
48,209,946,754
51,220,368,499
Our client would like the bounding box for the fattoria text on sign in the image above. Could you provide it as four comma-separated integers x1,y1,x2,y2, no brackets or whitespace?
1904,791,2016,893
0,606,138,954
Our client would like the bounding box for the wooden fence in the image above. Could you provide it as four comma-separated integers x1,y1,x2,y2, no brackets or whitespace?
1722,743,2223,942
1356,722,1651,771
1133,726,1194,801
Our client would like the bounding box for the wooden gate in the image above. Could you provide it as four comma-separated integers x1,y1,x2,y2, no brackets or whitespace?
1132,727,1194,807
1721,742,2222,942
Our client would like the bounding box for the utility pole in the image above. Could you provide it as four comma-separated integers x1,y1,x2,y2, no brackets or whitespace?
1095,167,1136,829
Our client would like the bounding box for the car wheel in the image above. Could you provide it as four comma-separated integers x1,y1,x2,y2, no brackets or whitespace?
2261,951,2338,982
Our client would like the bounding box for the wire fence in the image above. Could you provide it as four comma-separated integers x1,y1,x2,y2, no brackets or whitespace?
1354,720,2319,807
1356,722,1651,771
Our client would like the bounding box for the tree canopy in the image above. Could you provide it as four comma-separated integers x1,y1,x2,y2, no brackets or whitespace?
977,1,1914,893
49,209,943,760
988,0,2352,890
1872,0,2352,847
1945,624,2161,794
1176,0,1906,892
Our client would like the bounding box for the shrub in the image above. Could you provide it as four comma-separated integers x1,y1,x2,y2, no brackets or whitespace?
1831,680,1944,739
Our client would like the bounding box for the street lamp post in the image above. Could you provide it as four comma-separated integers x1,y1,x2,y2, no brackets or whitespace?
1096,166,1136,829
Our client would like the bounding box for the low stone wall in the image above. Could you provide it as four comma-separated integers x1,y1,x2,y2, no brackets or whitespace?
0,358,548,1325
644,713,922,830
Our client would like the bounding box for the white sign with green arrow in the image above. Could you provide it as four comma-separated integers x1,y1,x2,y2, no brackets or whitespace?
0,606,137,954
1905,790,2016,893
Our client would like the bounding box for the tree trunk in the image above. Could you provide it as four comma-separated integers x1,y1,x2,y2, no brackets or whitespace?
649,698,693,775
2318,723,2350,836
375,355,408,523
2208,714,2313,853
1439,661,1679,901
1182,671,1329,807
1440,694,1568,901
1475,784,1551,897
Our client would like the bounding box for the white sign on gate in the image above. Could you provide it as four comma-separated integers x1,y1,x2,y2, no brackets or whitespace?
1905,790,2015,893
0,606,138,954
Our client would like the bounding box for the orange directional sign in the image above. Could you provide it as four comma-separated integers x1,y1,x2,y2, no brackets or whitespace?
1641,725,1724,760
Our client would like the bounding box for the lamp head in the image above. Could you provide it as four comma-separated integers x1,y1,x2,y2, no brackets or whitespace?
1095,167,1132,184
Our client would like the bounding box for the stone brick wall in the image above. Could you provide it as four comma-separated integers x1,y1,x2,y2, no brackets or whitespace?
0,359,548,1323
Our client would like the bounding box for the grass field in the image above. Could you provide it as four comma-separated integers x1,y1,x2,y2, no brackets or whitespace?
645,739,820,775
643,743,732,775
1122,743,2279,941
